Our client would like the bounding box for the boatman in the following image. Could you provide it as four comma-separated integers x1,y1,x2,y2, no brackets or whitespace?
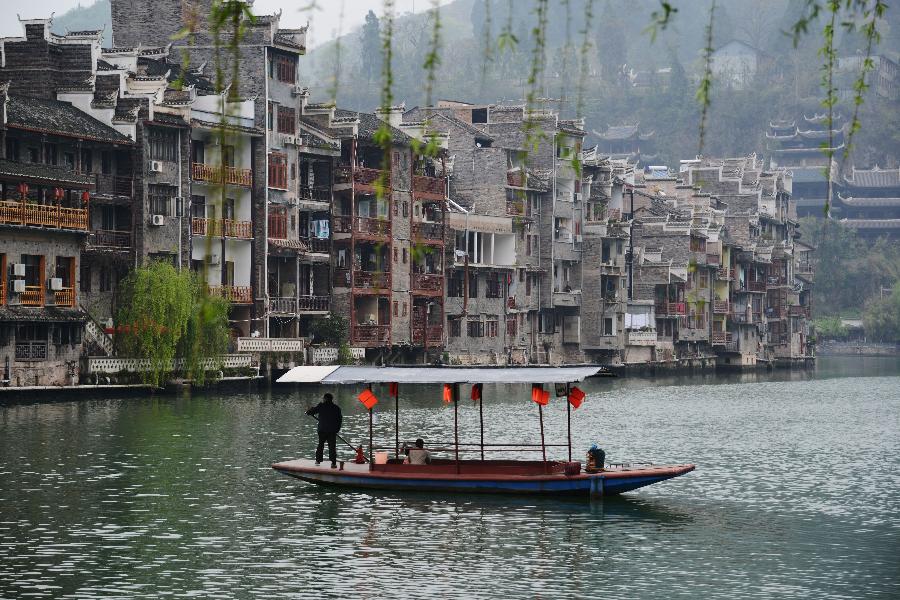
306,393,343,468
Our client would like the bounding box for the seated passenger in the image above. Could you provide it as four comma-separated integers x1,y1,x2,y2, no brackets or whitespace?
407,438,432,465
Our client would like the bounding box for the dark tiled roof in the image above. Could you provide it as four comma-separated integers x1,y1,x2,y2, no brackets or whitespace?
299,116,346,139
334,108,412,146
191,118,263,136
0,306,87,323
0,159,94,186
152,113,189,127
845,167,900,188
137,57,215,92
6,96,132,144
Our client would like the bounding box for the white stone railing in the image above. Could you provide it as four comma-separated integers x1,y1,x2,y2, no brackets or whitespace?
626,330,658,346
308,346,366,365
237,337,306,353
85,354,253,374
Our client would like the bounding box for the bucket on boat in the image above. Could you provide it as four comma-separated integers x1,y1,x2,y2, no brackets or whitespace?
564,461,582,476
374,451,389,465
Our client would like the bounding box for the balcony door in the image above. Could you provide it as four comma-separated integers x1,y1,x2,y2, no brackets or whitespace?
224,261,235,287
191,141,205,165
224,198,235,221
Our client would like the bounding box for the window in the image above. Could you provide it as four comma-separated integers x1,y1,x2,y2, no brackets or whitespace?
81,149,93,173
486,273,502,298
274,53,297,83
149,185,174,216
393,301,398,317
45,143,58,165
468,272,478,298
268,152,288,189
191,140,205,164
603,318,614,336
402,201,408,217
506,317,517,337
268,102,276,130
277,107,296,134
99,266,111,292
402,248,408,264
80,264,91,293
28,147,39,163
402,302,407,317
485,318,499,338
447,270,463,297
191,195,206,218
448,317,462,337
64,152,75,169
539,311,555,333
291,162,296,181
526,275,532,296
5,138,20,162
148,127,178,162
467,319,484,338
393,247,399,262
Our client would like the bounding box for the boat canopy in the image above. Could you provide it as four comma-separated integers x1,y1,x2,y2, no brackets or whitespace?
277,366,607,385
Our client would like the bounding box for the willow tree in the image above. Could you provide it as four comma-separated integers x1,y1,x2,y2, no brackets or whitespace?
116,261,229,387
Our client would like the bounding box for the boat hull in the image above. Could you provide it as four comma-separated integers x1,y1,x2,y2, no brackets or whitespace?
272,459,695,498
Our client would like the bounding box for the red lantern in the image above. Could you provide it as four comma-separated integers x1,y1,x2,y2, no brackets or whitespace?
17,182,28,199
54,187,64,202
81,190,90,206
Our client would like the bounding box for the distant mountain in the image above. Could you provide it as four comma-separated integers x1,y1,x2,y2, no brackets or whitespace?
52,0,111,46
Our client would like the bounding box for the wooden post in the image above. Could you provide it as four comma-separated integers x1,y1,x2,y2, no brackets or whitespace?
479,388,485,462
394,383,399,459
538,403,547,471
453,383,460,474
566,383,572,463
368,384,374,472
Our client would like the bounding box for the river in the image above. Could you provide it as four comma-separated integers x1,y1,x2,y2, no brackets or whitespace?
1,356,898,599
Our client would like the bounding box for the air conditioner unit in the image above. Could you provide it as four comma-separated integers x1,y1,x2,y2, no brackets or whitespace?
573,192,581,202
48,277,63,291
149,160,163,173
151,214,166,226
12,263,25,277
206,253,220,265
12,280,25,293
282,135,297,146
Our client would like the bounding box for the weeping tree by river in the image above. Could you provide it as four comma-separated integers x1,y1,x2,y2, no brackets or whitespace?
115,261,230,387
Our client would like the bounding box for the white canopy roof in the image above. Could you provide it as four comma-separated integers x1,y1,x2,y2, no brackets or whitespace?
277,366,607,385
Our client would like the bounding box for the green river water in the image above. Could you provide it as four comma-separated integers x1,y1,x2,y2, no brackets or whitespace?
1,356,898,599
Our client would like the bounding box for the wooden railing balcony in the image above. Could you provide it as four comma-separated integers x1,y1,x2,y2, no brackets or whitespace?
655,301,686,315
412,174,444,197
335,166,390,189
767,275,788,288
352,324,390,345
208,285,253,304
747,281,766,293
507,170,525,187
192,217,253,239
713,300,730,314
412,222,444,241
788,304,810,318
21,286,44,307
333,268,351,287
412,325,443,345
711,331,733,345
268,297,297,314
717,267,732,280
354,217,391,237
87,229,131,250
54,287,75,307
298,296,330,312
268,214,288,239
95,174,133,197
411,273,443,293
299,237,330,253
191,162,253,187
0,201,88,230
691,252,707,266
506,199,532,218
15,341,47,361
706,253,721,265
353,270,389,290
332,215,352,234
299,185,332,202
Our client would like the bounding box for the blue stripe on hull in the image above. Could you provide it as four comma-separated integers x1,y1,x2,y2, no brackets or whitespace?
274,469,681,497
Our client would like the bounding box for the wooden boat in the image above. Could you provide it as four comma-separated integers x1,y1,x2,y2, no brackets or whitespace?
272,366,695,498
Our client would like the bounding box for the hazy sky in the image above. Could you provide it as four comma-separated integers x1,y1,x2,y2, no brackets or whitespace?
1,0,453,46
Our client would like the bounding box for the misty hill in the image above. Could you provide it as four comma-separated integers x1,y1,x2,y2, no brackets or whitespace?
52,0,112,46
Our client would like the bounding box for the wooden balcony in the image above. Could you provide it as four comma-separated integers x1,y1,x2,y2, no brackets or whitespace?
192,217,253,239
352,324,390,346
747,281,766,293
269,297,297,314
54,287,75,307
299,185,331,202
0,201,88,230
711,331,733,345
335,165,390,189
299,237,330,254
208,285,253,304
191,162,253,187
333,268,351,288
717,267,732,280
506,199,532,218
20,286,44,306
298,296,330,312
713,300,730,314
353,217,391,237
332,215,352,234
95,174,133,197
655,301,686,316
412,222,444,242
87,229,131,250
412,325,443,345
411,273,443,293
706,253,721,265
353,270,389,290
412,174,444,198
788,304,810,318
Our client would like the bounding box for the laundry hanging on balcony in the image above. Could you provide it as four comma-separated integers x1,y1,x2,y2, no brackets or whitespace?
313,219,330,239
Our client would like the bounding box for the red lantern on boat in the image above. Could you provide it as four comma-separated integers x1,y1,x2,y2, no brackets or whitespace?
567,386,586,409
442,383,453,403
470,383,482,401
532,384,549,406
389,382,398,396
357,388,378,410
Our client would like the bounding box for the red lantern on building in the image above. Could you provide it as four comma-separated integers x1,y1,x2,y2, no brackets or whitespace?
54,187,65,202
17,182,28,199
81,190,90,207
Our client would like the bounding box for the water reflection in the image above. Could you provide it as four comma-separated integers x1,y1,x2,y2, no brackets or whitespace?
0,356,898,599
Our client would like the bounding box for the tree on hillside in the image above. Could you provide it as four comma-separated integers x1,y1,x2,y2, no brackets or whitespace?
864,285,900,342
360,10,381,83
596,2,626,84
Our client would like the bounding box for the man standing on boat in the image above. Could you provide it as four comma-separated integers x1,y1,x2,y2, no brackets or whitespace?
306,393,343,468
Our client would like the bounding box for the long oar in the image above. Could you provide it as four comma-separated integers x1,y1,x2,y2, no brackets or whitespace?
308,414,368,463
